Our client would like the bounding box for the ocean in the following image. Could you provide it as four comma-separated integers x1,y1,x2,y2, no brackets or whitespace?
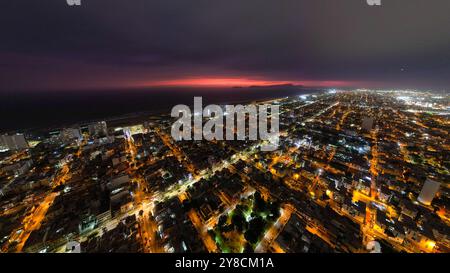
0,86,321,133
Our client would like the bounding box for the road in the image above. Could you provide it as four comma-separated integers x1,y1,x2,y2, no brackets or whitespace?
2,163,71,252
254,204,293,253
187,209,218,253
124,135,163,253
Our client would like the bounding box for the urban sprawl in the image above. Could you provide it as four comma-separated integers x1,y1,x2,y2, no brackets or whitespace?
0,90,448,253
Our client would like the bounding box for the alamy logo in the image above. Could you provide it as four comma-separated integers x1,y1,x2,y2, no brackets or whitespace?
366,0,381,6
66,0,81,6
171,97,280,151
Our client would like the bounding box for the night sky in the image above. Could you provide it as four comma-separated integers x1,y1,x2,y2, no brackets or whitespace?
1,0,450,92
1,0,450,132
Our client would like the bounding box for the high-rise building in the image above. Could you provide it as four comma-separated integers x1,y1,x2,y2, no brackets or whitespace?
0,136,7,151
88,121,108,137
418,179,441,205
60,128,82,143
0,134,29,151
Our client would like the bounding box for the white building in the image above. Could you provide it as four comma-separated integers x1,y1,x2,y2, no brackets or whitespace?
418,179,441,205
0,134,29,151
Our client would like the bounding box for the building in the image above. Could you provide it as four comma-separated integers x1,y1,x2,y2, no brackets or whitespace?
378,186,392,203
107,175,130,190
362,117,374,132
88,121,108,137
418,179,441,205
124,124,144,136
1,159,33,176
0,134,29,151
0,135,10,151
60,128,82,143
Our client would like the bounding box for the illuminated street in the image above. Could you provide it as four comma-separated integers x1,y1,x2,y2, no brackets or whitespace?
1,90,449,253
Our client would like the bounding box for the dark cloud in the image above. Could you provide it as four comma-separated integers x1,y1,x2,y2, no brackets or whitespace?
1,0,450,91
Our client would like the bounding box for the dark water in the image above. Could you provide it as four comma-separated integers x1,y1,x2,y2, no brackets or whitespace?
0,86,320,133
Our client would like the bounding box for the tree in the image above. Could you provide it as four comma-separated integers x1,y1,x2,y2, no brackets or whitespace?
243,243,254,253
231,212,245,232
254,192,266,212
245,216,265,244
218,215,227,227
268,202,280,220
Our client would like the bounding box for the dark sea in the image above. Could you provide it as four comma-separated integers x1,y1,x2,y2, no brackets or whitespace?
0,86,322,133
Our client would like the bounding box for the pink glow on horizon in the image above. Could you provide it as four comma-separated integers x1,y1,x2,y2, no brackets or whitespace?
136,77,359,88
147,77,293,87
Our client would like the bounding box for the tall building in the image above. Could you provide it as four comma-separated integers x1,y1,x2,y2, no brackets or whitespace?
418,179,441,205
362,117,374,132
0,134,29,151
60,128,82,143
88,121,108,137
0,136,7,151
